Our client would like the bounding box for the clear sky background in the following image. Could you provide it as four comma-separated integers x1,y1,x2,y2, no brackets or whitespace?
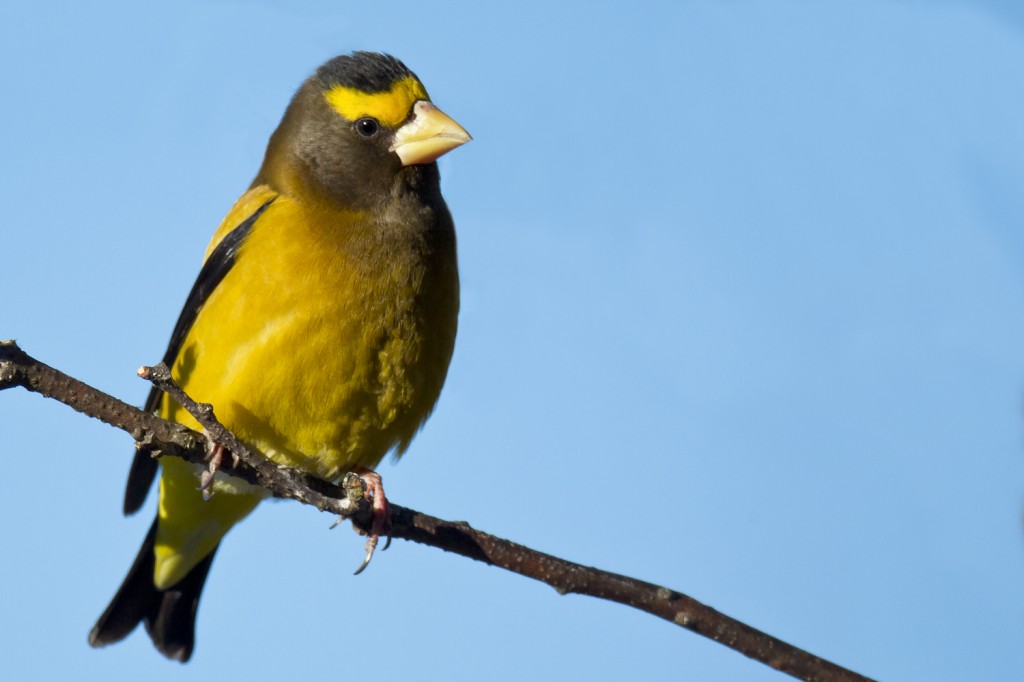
2,1,1023,680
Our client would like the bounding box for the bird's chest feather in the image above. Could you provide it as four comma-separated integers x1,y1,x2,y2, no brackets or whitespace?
169,197,458,479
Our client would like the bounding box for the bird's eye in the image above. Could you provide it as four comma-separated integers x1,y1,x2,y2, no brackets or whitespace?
355,117,380,137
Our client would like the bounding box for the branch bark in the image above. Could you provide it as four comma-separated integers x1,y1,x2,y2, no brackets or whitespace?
0,340,876,682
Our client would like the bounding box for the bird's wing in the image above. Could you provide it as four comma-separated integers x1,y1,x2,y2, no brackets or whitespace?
122,188,278,515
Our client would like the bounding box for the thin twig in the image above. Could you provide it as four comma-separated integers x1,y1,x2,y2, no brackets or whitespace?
0,340,204,465
0,340,876,682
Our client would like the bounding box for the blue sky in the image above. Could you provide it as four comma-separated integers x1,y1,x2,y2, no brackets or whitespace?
2,1,1024,680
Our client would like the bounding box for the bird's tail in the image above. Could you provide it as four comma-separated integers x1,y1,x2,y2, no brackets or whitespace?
88,517,217,662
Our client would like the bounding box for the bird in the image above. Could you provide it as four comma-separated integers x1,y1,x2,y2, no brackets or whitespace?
88,51,470,662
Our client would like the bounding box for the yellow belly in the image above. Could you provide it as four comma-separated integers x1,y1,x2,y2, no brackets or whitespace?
153,187,458,588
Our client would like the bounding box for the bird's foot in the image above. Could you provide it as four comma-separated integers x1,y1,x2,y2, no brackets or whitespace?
198,442,225,500
353,469,391,575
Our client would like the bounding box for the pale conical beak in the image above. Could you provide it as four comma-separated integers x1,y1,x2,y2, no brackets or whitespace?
391,100,471,166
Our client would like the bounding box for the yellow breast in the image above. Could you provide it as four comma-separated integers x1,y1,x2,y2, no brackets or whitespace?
163,186,459,482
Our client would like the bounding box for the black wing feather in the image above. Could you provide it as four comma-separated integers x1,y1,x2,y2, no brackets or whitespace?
122,197,276,515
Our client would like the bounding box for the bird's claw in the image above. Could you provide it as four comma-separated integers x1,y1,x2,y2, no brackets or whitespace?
353,534,378,576
351,469,391,574
198,442,226,500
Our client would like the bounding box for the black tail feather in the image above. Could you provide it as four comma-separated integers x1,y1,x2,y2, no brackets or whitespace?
89,517,217,662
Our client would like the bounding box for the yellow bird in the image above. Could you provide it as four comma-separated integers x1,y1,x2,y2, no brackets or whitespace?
89,52,470,661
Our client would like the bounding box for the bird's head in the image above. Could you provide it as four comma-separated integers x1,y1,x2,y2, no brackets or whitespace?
257,52,471,209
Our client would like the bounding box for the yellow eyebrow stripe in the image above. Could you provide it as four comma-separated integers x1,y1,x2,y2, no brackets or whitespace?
323,76,429,127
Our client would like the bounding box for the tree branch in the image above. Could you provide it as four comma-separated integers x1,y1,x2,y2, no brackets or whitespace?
0,339,875,682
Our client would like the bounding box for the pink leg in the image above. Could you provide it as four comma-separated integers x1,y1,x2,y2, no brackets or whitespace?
353,468,391,575
198,441,225,500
